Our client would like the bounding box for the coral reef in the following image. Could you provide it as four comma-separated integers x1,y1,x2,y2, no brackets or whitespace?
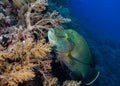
0,0,80,86
62,80,81,86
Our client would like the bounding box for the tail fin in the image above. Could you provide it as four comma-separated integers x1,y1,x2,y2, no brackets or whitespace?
85,71,100,85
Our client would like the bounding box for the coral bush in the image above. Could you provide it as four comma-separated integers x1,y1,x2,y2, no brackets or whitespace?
0,0,80,86
0,39,52,86
62,80,81,86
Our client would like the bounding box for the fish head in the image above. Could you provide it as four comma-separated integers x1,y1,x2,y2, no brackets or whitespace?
48,28,73,52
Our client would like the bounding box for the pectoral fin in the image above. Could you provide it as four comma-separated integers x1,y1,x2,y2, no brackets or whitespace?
68,53,92,67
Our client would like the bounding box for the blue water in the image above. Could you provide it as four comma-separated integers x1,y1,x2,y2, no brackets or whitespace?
68,0,120,43
66,0,120,86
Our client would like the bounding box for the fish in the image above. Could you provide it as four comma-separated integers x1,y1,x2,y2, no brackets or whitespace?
48,28,100,85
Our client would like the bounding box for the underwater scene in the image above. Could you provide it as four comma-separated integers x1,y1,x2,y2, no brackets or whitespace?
0,0,119,86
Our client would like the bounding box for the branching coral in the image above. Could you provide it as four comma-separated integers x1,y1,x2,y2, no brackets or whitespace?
31,39,51,60
0,39,52,64
24,0,71,40
0,63,35,86
62,80,81,86
0,39,52,86
0,0,81,86
0,0,71,43
43,77,58,86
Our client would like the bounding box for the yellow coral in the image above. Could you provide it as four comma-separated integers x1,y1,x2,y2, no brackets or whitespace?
0,63,35,86
43,77,58,86
31,39,51,60
0,39,52,86
62,80,81,86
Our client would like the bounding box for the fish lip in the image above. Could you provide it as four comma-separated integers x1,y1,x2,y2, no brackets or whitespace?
48,29,56,44
50,29,54,33
48,30,53,40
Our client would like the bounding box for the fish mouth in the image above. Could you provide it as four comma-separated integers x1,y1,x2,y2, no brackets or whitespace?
48,29,56,44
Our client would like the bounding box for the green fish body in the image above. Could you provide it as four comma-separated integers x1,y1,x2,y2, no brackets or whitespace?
48,28,100,85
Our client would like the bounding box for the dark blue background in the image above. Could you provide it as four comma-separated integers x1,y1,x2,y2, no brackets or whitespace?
68,0,120,43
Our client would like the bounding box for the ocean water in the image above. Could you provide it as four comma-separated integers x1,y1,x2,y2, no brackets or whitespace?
68,0,120,43
65,0,120,86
